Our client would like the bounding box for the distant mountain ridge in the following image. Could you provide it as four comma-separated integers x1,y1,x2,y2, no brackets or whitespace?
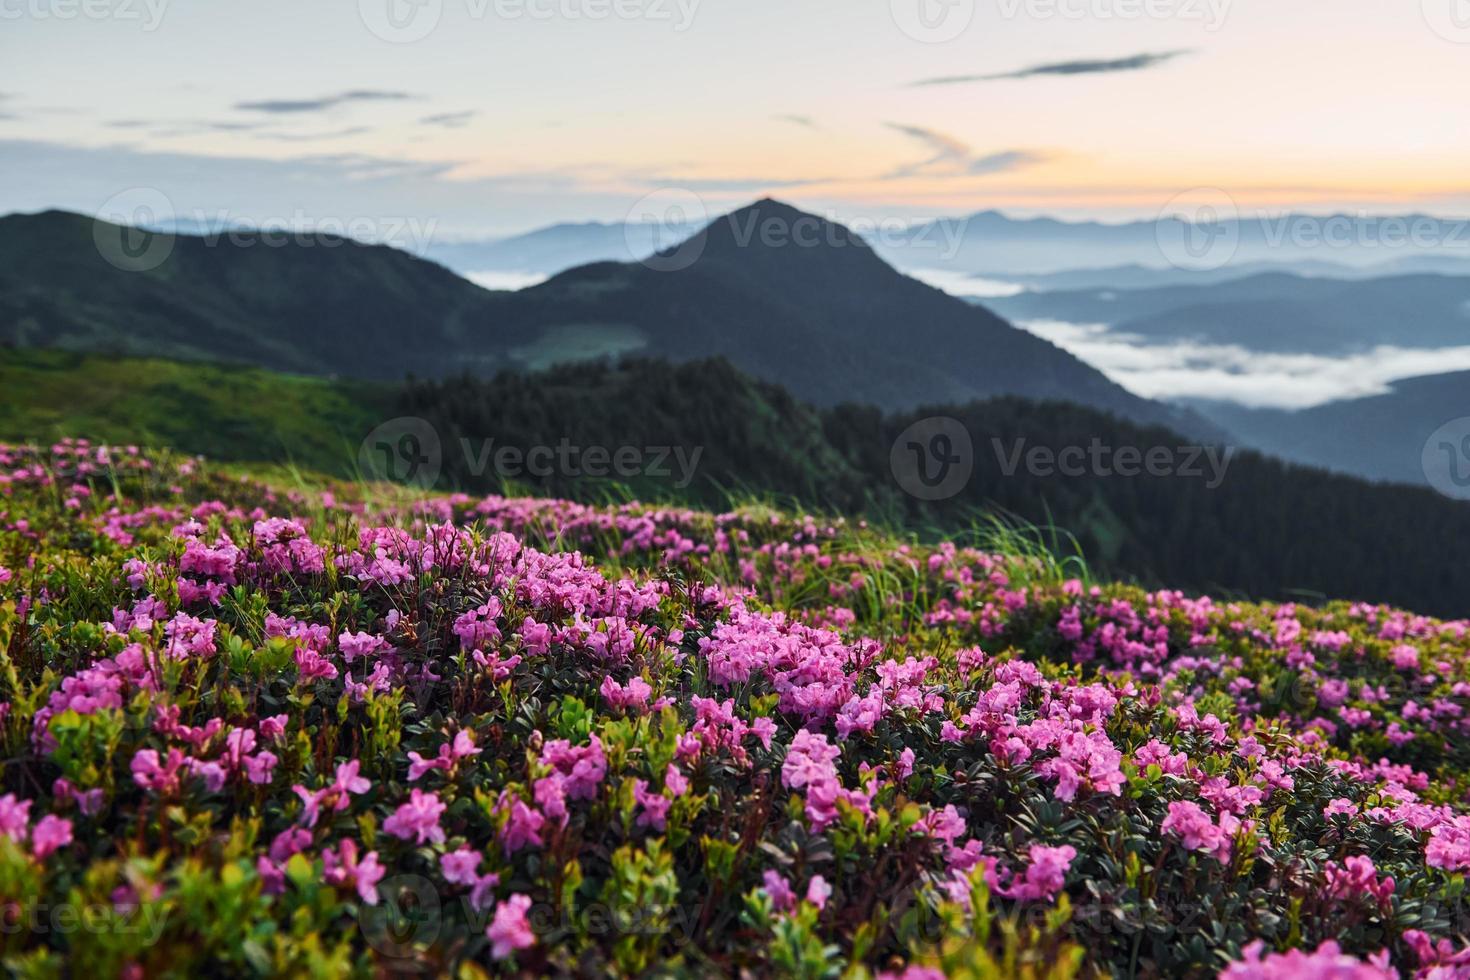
402,207,1470,281
0,201,1218,439
1190,371,1470,488
985,271,1470,355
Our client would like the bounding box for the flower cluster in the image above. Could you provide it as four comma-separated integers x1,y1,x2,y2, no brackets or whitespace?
1,440,1470,976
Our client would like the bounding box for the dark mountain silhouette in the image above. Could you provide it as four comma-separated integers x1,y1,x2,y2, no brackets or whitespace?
405,356,1470,618
0,202,1217,437
0,209,502,380
6,345,1469,616
1191,370,1470,487
486,199,1217,434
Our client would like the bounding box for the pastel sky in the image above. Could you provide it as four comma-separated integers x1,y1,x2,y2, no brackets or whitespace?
4,0,1470,234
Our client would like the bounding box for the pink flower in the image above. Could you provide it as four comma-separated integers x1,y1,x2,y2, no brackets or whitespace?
31,815,72,859
1220,940,1392,979
441,847,482,886
486,893,536,960
633,779,671,831
322,839,385,905
997,844,1075,903
665,764,690,797
0,794,32,840
600,675,653,711
805,875,831,909
383,789,447,845
761,869,797,913
245,751,278,785
338,630,388,663
498,793,545,855
1161,800,1234,864
1324,798,1357,819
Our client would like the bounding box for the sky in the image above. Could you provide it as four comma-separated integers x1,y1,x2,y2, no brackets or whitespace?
4,0,1470,236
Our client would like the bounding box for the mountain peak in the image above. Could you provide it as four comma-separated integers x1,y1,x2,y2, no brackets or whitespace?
682,198,880,280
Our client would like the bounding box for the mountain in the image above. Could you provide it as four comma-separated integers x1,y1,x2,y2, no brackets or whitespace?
0,209,503,380
477,199,1216,435
1190,370,1470,488
874,210,1470,276
975,255,1470,293
408,210,1470,284
983,272,1470,355
0,203,1215,437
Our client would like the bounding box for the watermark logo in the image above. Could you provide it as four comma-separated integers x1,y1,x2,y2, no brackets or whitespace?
891,417,975,500
1423,417,1470,500
0,0,171,29
93,187,176,273
358,874,446,968
993,437,1234,488
359,0,444,42
460,437,703,487
994,0,1231,30
890,0,975,42
1155,187,1240,271
359,418,444,489
628,188,709,273
360,0,699,41
1422,0,1470,43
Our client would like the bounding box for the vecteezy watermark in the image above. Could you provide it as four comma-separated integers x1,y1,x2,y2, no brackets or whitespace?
994,0,1231,29
1156,189,1470,271
992,437,1235,489
93,187,177,273
890,0,976,43
1422,0,1470,43
358,419,704,491
360,418,444,490
890,417,1236,499
0,900,168,943
626,191,973,274
1422,417,1470,501
358,0,699,43
1155,187,1240,272
890,417,975,501
92,190,442,270
0,0,170,29
461,437,703,488
627,188,709,273
170,209,440,255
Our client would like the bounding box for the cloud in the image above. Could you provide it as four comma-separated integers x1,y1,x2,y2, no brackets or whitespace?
420,111,477,128
0,138,613,235
1015,319,1470,409
636,175,831,192
774,114,819,130
253,126,375,143
883,123,1046,179
910,50,1192,86
233,90,417,114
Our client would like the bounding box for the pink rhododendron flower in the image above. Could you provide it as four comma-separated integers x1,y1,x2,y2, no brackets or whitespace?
486,893,536,960
383,789,447,845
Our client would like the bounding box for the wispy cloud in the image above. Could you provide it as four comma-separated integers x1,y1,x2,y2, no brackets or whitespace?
883,123,1045,179
253,126,374,143
910,50,1192,87
637,175,830,192
420,110,477,128
774,114,819,130
233,90,417,114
